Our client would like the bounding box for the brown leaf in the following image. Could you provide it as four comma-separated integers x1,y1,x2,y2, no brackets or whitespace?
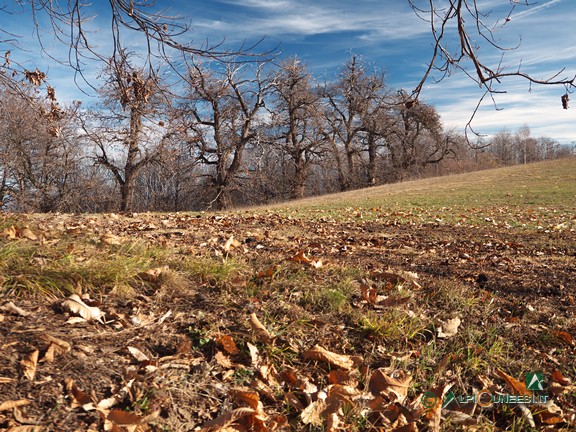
249,313,273,343
200,407,255,431
553,330,574,346
0,399,31,411
551,369,570,386
1,225,17,239
107,409,142,426
300,399,326,427
224,235,242,252
217,334,240,355
288,250,312,264
136,266,169,282
368,369,412,402
360,283,379,305
246,342,259,367
21,350,39,381
214,351,233,369
496,368,531,396
40,333,71,362
65,377,93,408
421,383,454,432
302,345,355,370
20,226,38,241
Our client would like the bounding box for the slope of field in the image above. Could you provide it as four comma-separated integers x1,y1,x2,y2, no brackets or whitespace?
0,158,575,431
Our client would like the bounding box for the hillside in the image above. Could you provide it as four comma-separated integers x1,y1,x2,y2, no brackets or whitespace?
0,158,575,431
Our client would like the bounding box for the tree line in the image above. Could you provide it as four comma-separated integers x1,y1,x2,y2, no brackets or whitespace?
0,52,572,213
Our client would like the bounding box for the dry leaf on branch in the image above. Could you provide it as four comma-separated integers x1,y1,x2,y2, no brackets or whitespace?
61,294,104,323
302,345,355,370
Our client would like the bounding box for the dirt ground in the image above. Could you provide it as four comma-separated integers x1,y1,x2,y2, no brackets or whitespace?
1,211,575,431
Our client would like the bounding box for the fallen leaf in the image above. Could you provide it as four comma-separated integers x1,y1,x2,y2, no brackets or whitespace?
300,399,326,427
20,350,39,381
437,316,461,338
551,369,570,386
369,369,412,402
246,342,259,367
224,235,242,252
422,383,454,432
1,225,17,239
553,330,574,346
1,301,32,317
214,351,233,368
127,346,149,362
107,409,142,427
100,232,123,246
288,250,312,264
136,265,169,282
40,333,71,362
65,377,94,409
61,294,104,323
217,334,239,355
302,345,355,370
496,369,531,396
249,313,273,343
20,226,38,240
0,399,31,411
200,407,255,431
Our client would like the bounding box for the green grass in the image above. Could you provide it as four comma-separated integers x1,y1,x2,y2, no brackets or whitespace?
253,157,576,226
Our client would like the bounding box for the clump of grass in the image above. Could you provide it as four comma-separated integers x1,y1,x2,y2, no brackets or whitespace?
356,308,428,346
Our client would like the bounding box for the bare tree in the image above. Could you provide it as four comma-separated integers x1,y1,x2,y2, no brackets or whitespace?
81,50,175,212
384,91,452,179
181,60,272,209
322,56,387,191
268,58,326,199
0,82,83,211
409,0,576,134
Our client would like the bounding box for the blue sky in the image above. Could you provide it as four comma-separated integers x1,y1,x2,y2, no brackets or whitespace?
3,0,576,143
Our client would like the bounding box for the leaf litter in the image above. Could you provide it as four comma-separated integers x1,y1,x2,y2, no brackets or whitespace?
0,209,575,430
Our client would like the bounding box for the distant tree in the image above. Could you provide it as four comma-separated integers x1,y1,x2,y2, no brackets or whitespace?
268,58,326,199
181,60,273,209
81,50,175,212
322,56,387,191
383,91,452,178
0,82,84,211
